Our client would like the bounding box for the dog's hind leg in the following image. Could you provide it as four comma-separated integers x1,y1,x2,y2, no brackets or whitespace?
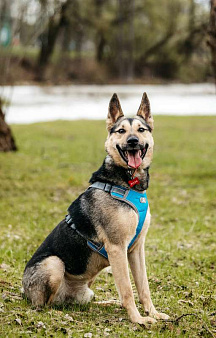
22,256,65,306
63,274,95,305
74,285,95,304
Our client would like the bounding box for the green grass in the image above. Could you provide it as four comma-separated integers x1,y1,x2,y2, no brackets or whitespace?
0,117,215,337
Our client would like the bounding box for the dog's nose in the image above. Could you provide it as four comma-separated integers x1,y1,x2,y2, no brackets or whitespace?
127,136,139,147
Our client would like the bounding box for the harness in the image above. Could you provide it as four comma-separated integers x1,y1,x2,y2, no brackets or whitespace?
65,182,149,260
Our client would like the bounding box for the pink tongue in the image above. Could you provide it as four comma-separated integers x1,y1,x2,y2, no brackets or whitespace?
128,151,142,169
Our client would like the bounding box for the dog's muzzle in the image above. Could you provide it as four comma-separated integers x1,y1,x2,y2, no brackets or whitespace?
116,143,149,169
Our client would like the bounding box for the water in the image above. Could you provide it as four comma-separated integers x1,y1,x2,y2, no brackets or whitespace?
2,83,216,124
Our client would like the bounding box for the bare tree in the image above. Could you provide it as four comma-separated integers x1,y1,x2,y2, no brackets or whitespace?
36,0,69,81
95,0,107,63
0,102,17,152
207,0,216,87
117,0,135,81
0,0,17,151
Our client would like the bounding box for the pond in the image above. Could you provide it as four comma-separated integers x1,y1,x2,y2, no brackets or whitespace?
2,83,216,124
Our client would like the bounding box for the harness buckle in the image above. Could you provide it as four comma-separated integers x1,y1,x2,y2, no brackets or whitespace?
104,183,112,193
70,223,76,230
65,214,73,225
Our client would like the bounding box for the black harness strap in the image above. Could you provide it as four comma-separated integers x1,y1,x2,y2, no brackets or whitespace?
90,181,126,196
65,214,103,251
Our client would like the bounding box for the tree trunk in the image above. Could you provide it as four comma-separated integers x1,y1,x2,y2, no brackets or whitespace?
0,106,17,152
117,0,135,81
207,0,216,88
95,0,107,63
126,0,134,81
117,0,124,80
36,1,69,81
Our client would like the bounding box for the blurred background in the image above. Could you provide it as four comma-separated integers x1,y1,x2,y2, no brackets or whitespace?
0,0,216,149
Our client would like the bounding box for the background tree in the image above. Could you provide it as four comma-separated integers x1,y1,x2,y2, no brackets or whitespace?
36,0,70,81
0,0,211,85
33,0,210,82
0,0,17,151
207,0,216,87
0,103,17,152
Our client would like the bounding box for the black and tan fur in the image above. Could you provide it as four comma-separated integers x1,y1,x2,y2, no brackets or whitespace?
23,93,169,325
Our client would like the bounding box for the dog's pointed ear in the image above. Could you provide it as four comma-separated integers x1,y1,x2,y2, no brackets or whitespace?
107,93,124,131
137,92,154,130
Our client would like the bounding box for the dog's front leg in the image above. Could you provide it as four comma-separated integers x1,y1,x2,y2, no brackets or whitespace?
128,243,169,320
106,243,156,325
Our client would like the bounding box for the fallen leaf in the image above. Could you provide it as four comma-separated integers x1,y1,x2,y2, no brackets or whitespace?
0,263,10,271
96,287,105,291
64,314,74,322
93,299,120,306
84,333,92,338
36,321,46,329
15,318,22,325
104,328,111,335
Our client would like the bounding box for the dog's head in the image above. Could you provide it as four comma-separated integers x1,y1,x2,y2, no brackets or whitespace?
105,93,154,170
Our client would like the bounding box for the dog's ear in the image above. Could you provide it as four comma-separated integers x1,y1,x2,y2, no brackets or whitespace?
107,93,124,131
137,92,154,130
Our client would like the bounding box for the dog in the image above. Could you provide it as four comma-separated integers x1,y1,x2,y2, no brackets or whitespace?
22,93,169,325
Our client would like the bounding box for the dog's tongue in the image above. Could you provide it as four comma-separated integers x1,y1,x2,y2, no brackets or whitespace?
128,151,142,169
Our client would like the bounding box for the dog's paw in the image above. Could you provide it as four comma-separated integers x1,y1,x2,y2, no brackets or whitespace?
75,288,95,304
151,311,170,320
132,316,157,326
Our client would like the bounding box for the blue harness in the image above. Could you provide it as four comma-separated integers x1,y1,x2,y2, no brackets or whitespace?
65,182,148,260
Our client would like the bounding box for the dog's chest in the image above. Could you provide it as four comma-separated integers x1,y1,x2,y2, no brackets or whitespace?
115,207,139,243
91,187,149,247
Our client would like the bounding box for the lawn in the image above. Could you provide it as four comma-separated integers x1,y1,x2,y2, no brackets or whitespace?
0,117,215,337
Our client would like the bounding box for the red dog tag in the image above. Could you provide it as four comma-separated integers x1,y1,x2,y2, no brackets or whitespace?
128,177,140,188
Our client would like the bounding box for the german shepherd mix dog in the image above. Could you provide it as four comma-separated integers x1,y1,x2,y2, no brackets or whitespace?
23,93,169,325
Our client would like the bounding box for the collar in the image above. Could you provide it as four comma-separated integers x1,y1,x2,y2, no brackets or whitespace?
89,181,146,197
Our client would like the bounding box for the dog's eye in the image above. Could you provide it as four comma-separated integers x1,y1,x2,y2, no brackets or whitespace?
138,127,146,132
117,129,126,134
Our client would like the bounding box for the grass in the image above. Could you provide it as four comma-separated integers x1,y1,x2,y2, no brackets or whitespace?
0,117,215,337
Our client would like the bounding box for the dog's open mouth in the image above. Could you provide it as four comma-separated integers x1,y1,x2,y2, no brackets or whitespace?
116,144,149,169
